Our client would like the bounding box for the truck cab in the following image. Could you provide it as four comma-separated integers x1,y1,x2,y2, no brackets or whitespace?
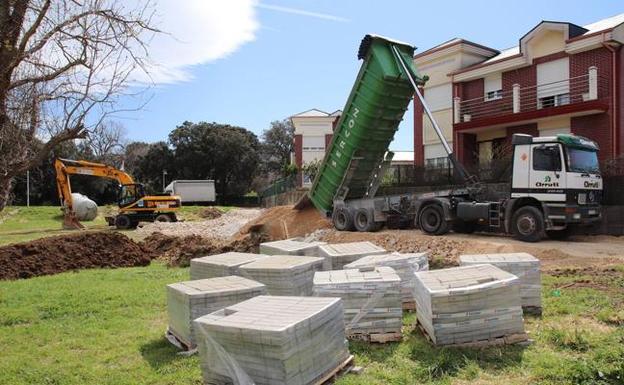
507,133,602,239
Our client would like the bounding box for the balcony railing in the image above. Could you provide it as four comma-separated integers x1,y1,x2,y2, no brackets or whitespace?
455,66,608,124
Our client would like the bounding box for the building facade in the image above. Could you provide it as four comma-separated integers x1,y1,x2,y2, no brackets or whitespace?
413,14,624,168
291,109,341,186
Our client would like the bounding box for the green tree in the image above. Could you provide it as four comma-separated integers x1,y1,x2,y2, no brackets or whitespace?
168,122,260,197
261,119,294,175
133,142,175,194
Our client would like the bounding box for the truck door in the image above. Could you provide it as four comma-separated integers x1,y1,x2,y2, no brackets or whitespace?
529,144,566,202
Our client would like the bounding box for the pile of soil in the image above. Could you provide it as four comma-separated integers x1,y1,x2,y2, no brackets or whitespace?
140,231,269,267
0,232,154,280
240,205,331,240
198,207,223,219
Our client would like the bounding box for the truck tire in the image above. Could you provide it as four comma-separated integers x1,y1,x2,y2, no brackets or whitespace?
354,208,380,232
418,204,449,235
511,206,545,242
332,207,355,231
155,213,173,222
115,214,132,230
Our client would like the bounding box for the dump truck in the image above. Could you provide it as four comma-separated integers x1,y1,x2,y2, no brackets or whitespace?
303,35,602,242
55,158,181,230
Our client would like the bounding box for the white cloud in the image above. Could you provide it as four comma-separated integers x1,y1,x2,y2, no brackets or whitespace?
141,0,259,84
257,3,349,22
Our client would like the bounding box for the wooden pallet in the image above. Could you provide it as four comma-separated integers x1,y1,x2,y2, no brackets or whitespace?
165,328,195,351
402,301,416,312
416,320,529,348
312,355,355,385
347,331,402,344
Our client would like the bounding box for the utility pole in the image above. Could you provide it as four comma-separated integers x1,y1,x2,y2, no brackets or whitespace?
162,170,168,191
26,170,30,207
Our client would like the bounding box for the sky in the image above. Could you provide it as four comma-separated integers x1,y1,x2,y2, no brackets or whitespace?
116,0,624,151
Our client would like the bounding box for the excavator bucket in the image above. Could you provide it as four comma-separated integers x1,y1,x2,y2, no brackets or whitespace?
63,212,85,230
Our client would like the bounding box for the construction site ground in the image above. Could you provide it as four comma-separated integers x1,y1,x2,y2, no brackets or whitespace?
0,205,623,384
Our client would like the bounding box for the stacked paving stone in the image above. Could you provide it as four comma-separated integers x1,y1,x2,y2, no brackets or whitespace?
193,296,350,385
318,242,386,270
459,252,541,311
190,252,268,280
239,255,324,296
313,266,402,337
259,238,326,256
344,252,429,308
166,276,267,348
413,264,526,346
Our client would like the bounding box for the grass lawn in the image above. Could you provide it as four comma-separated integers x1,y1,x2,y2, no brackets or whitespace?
0,205,231,246
0,263,622,385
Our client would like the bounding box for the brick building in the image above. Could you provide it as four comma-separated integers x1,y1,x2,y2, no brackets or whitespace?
413,14,624,169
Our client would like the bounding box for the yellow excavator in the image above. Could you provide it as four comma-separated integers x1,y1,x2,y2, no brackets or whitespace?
55,158,181,230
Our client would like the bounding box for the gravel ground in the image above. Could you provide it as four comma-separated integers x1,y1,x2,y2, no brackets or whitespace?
136,208,263,238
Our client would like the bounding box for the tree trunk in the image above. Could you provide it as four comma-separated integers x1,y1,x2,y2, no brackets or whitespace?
0,176,13,211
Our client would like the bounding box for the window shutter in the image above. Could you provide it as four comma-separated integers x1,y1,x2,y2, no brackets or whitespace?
537,58,569,98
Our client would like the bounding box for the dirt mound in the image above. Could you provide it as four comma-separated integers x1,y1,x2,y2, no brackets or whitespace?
0,232,154,280
240,205,331,240
140,231,269,267
198,207,223,219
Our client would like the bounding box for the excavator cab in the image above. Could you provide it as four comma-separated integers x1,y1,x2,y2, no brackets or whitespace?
118,183,146,207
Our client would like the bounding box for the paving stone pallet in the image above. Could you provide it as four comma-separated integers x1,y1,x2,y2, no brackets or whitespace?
317,242,386,270
313,266,402,337
166,276,267,349
259,238,326,256
239,255,324,296
413,264,526,346
193,296,350,385
459,252,541,310
344,252,429,308
190,252,269,280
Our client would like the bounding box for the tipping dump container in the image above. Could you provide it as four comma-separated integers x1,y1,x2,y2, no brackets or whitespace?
307,34,423,214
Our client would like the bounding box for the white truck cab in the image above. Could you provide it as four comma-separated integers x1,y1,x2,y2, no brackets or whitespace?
508,134,602,237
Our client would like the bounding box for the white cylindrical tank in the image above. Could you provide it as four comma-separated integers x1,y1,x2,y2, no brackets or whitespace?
71,193,98,221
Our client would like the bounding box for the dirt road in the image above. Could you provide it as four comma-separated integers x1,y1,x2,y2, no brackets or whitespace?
318,229,624,270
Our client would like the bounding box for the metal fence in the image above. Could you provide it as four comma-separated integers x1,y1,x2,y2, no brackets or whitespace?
259,175,297,199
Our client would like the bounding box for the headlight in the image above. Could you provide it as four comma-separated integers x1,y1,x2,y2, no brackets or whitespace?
587,191,596,203
577,193,586,205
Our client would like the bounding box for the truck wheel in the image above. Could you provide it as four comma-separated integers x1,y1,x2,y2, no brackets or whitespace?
155,213,173,222
114,215,132,230
354,208,380,232
418,205,449,235
511,206,545,242
332,207,354,231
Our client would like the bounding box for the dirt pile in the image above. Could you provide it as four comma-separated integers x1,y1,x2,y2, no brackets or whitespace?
198,207,223,219
0,232,154,280
239,205,331,240
140,231,269,267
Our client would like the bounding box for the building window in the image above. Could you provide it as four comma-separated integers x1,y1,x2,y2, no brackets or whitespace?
538,93,570,109
537,58,570,109
425,157,450,169
484,73,502,101
302,136,325,151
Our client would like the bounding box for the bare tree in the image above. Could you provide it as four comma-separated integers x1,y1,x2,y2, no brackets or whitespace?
0,0,158,210
86,120,127,159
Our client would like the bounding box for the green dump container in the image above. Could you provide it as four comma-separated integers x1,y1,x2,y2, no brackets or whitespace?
308,34,422,214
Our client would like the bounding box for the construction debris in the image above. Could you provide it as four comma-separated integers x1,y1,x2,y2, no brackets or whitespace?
259,238,326,256
413,264,526,346
344,252,429,309
318,241,386,270
167,276,267,349
190,252,269,280
459,252,542,311
193,296,350,385
313,266,403,340
239,255,324,296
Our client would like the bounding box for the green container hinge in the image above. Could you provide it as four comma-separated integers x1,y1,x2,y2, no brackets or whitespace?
307,34,425,214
